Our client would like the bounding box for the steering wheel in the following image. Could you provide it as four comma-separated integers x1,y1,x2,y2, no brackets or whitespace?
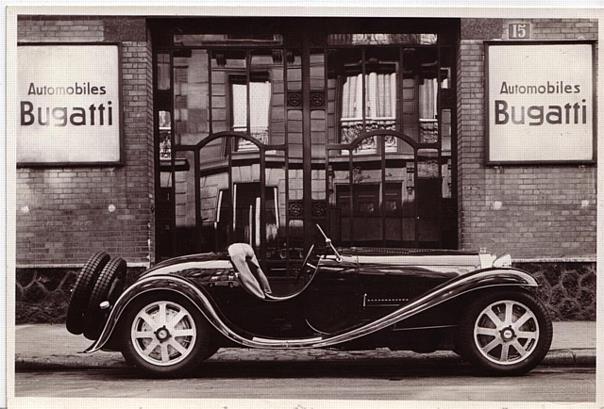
296,244,316,281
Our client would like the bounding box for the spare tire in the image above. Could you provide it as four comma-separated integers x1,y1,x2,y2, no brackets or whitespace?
83,257,127,340
66,251,110,335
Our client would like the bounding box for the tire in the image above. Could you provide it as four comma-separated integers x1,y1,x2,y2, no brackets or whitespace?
66,251,110,335
83,257,127,340
456,290,552,376
120,293,217,377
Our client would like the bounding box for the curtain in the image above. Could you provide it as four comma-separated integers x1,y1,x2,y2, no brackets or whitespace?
341,72,397,119
419,78,437,119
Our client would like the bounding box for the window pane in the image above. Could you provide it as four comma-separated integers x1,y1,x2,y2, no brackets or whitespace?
158,110,172,160
327,33,437,46
211,50,246,135
349,135,382,244
328,48,363,146
201,167,230,252
156,53,170,91
417,148,439,178
287,49,303,158
329,48,400,152
173,50,210,145
174,34,283,46
384,141,411,244
401,47,439,144
231,80,271,149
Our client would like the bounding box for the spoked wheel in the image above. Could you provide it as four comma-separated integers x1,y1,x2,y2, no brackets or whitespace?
121,293,217,377
456,291,552,375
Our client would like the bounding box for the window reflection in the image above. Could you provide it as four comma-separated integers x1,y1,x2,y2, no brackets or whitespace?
174,34,283,46
158,111,172,160
173,50,209,145
155,31,456,257
327,33,437,46
329,48,399,154
231,79,272,149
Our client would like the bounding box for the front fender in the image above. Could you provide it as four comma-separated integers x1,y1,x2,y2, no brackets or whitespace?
438,266,538,296
85,267,537,353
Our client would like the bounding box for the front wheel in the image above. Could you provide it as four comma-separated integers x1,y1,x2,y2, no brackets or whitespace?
456,291,552,376
120,293,217,377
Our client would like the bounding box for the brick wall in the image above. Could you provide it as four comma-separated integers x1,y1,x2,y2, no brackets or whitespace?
457,19,597,259
16,16,155,266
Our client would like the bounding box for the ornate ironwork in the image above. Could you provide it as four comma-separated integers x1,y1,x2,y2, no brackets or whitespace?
288,200,327,219
287,91,303,107
311,200,327,218
419,120,438,144
310,91,325,108
340,119,397,153
288,201,304,219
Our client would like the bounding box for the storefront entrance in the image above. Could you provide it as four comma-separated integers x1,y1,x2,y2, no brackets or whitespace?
151,18,459,276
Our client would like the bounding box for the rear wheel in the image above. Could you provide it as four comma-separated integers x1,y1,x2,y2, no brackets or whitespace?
120,293,217,377
66,251,110,335
456,291,552,375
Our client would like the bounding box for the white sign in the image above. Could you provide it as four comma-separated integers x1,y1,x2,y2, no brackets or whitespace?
487,43,594,163
17,45,121,164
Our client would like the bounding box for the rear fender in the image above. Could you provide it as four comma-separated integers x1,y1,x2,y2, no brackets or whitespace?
84,275,225,353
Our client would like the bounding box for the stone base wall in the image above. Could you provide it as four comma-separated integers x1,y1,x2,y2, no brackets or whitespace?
16,267,145,324
514,261,596,321
15,262,596,323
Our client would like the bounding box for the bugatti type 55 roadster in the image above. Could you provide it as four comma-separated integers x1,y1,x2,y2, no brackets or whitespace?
66,224,552,377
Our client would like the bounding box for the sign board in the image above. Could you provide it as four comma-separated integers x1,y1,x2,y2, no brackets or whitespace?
17,44,121,165
486,41,595,164
508,23,530,39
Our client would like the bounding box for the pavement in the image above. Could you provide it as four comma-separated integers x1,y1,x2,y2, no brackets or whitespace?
13,321,596,371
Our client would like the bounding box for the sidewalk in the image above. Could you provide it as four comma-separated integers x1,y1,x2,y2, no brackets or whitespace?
14,321,596,371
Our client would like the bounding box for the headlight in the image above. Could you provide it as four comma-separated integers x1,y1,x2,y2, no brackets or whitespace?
493,254,512,268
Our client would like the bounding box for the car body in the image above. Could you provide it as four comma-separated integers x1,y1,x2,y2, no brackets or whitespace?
66,225,552,377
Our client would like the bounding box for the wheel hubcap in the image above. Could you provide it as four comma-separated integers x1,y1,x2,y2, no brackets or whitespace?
500,327,515,341
155,326,171,342
473,300,539,365
131,300,197,366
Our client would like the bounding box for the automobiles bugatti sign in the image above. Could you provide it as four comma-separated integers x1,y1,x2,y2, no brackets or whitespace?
486,42,595,164
17,44,121,164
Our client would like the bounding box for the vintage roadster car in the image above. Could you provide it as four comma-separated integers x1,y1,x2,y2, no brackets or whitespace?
66,225,552,377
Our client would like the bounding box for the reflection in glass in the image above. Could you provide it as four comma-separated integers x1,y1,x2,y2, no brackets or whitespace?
385,137,415,245
156,53,170,91
416,148,441,247
253,50,286,146
173,50,210,145
329,48,399,153
174,34,283,47
158,111,172,160
287,49,303,159
231,78,271,149
172,150,200,255
327,33,437,46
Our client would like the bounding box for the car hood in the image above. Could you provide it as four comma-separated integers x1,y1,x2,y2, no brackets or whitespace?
339,247,498,272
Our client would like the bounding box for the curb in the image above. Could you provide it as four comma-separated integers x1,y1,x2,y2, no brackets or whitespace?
15,348,595,372
540,348,596,367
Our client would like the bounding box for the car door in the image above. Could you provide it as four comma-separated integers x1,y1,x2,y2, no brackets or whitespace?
303,255,363,334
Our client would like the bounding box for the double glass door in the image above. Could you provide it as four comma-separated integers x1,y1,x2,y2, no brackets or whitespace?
153,25,458,277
